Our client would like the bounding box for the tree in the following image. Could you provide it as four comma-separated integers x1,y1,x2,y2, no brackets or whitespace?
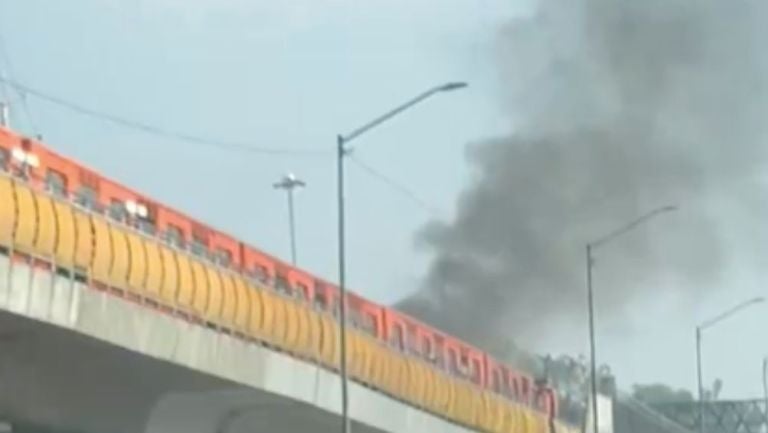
632,383,694,404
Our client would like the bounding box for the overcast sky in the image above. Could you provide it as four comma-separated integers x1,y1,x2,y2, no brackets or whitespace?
1,0,766,401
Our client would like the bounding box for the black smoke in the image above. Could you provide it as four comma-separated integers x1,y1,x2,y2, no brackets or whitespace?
398,0,768,364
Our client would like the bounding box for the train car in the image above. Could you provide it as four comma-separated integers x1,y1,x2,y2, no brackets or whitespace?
0,126,566,426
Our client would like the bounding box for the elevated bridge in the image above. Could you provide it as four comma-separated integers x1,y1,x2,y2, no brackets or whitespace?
0,127,575,433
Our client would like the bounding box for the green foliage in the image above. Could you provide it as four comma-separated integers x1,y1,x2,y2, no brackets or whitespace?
632,383,694,404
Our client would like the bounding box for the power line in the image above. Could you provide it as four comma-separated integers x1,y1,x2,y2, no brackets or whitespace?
0,77,329,157
349,154,441,216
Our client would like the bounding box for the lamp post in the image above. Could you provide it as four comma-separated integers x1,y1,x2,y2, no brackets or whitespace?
762,357,768,430
273,173,306,265
586,205,677,433
336,81,467,433
695,296,764,433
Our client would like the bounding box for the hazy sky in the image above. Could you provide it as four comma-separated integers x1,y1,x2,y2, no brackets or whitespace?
1,0,766,401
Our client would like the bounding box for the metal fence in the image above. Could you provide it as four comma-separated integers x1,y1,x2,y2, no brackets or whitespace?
652,399,767,433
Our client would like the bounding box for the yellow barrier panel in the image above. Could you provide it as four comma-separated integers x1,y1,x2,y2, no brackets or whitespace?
144,240,163,297
283,299,300,352
502,404,516,433
482,393,499,432
318,314,336,368
437,372,452,414
443,374,454,415
473,388,485,428
232,277,249,331
13,183,36,252
109,226,130,288
90,217,112,283
219,273,236,327
33,194,56,257
159,246,179,305
190,260,208,314
455,382,469,426
417,362,429,407
3,184,569,433
404,359,418,405
294,305,311,358
247,288,262,339
272,294,287,345
52,201,76,267
369,343,385,390
205,267,223,321
176,253,194,311
73,211,92,270
362,334,374,380
360,335,375,383
493,395,507,433
381,349,397,394
0,176,14,244
306,309,323,361
353,333,366,380
126,233,147,290
259,288,276,341
423,364,437,412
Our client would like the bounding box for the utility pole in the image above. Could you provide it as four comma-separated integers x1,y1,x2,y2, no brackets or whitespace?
336,81,467,433
273,173,305,265
0,101,9,128
586,205,677,433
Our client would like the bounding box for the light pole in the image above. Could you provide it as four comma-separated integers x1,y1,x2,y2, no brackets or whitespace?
762,357,768,430
695,296,764,433
586,205,677,433
336,81,467,433
273,173,306,265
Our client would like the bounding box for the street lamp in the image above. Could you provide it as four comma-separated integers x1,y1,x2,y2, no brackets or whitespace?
762,357,768,429
695,296,764,433
586,205,677,433
336,81,467,433
273,173,306,265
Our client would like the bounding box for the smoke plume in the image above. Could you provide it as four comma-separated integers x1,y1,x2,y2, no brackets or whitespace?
398,0,768,362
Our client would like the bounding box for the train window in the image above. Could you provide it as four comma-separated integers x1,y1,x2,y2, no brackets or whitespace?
108,199,127,222
313,291,327,311
190,239,207,258
164,224,185,249
434,342,445,368
349,309,360,328
214,248,232,267
0,148,7,171
275,274,290,294
361,312,376,336
390,325,405,351
138,219,156,236
493,370,503,393
448,351,460,375
459,354,471,378
252,264,269,283
45,169,67,198
296,282,309,301
422,337,434,360
75,185,99,211
407,329,419,354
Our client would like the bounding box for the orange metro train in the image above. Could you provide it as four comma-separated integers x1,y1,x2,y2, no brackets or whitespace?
0,126,563,427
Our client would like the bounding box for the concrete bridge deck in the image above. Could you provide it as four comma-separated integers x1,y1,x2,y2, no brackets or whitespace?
0,255,475,433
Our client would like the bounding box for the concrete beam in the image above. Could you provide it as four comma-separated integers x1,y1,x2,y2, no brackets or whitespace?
0,256,475,433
